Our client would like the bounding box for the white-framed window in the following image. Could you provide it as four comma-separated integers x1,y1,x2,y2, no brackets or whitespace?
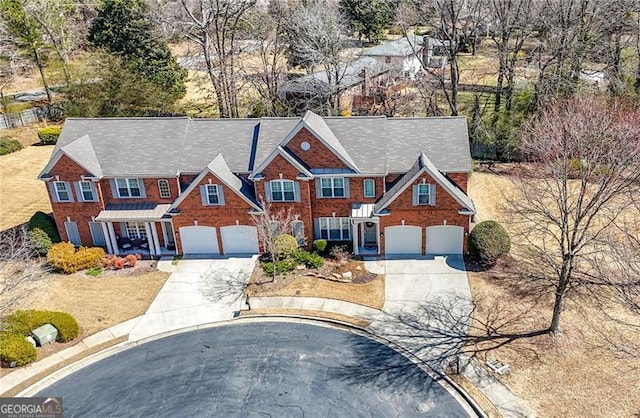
363,179,375,198
270,220,281,237
116,178,142,198
206,184,220,205
270,180,296,202
292,220,305,245
79,181,95,201
321,178,345,198
319,217,350,241
54,181,71,202
125,222,147,240
413,183,435,205
158,179,171,198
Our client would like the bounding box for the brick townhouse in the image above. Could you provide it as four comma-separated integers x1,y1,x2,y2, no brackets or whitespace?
38,111,475,257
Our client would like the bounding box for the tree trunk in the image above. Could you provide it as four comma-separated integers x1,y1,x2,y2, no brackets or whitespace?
33,48,51,103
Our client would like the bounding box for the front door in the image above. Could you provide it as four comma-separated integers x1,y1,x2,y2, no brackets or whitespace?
363,222,377,246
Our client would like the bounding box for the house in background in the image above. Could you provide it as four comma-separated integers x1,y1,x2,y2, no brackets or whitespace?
362,35,448,79
279,57,390,115
39,111,475,257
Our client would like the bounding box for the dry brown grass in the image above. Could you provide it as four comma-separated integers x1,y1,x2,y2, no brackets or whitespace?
23,268,169,337
0,142,54,230
240,308,371,328
447,372,502,418
246,273,385,310
467,168,640,417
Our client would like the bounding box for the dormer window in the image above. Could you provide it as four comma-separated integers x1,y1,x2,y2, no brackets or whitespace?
206,184,220,205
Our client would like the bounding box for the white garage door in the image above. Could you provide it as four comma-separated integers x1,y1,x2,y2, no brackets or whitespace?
220,225,259,254
179,226,219,255
426,225,464,255
384,225,422,255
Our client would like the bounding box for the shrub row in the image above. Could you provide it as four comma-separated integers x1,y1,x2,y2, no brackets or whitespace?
0,137,22,155
0,333,37,366
47,242,105,274
3,310,80,343
37,126,62,145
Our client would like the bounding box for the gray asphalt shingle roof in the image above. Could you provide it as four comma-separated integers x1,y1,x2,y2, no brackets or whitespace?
44,112,471,180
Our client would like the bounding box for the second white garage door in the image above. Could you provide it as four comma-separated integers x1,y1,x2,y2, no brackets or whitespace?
220,225,259,254
384,225,422,255
425,225,464,254
179,226,220,255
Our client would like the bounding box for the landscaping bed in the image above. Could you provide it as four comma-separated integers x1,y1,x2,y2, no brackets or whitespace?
246,259,385,310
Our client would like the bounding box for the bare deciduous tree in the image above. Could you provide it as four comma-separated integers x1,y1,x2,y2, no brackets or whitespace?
250,198,296,283
504,95,640,333
177,0,256,118
0,226,48,317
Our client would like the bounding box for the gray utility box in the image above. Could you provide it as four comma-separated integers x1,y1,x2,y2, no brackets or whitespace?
32,323,58,346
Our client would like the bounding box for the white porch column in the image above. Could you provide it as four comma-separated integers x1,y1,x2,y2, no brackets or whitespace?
144,222,155,255
150,222,161,255
107,222,119,255
352,220,359,255
101,222,113,254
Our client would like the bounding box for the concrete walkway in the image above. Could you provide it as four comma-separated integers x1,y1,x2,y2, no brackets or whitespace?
128,256,257,341
248,296,379,320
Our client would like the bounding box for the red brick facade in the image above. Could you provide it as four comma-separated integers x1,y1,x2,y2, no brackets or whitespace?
44,122,471,256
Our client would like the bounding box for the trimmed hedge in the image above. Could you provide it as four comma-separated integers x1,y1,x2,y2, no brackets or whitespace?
28,211,60,243
47,242,105,274
0,137,23,155
292,249,324,269
468,220,511,264
37,126,62,145
29,227,53,256
0,333,37,366
3,310,80,343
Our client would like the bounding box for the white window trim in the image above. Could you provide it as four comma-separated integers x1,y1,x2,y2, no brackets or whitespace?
79,181,95,202
116,178,142,198
320,177,346,198
206,184,221,205
417,184,430,205
363,179,375,198
125,222,147,240
158,179,171,199
270,180,296,202
319,217,351,241
54,181,71,202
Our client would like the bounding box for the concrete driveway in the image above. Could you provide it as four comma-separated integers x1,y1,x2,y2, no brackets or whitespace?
128,256,257,341
366,255,473,367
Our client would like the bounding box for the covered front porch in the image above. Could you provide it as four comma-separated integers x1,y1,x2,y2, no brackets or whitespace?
351,203,380,256
94,203,177,257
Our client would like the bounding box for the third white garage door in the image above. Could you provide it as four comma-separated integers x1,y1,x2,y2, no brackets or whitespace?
220,225,259,254
425,225,464,254
384,225,422,255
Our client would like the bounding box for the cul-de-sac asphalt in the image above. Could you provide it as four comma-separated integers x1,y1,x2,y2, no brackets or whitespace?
36,321,471,417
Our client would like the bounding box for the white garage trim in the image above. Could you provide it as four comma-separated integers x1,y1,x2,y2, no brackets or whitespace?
384,225,422,255
425,225,464,255
220,225,259,254
179,226,220,255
